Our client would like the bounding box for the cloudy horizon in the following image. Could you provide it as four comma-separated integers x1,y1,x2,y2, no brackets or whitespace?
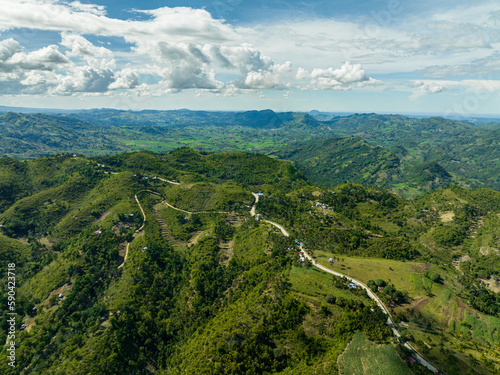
0,0,499,116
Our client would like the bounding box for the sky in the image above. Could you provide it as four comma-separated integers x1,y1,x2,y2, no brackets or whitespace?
0,0,499,116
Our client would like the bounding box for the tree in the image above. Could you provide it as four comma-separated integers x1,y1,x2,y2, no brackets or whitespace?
431,273,443,284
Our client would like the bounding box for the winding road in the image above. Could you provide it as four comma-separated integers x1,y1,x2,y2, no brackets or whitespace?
118,186,228,268
249,192,441,374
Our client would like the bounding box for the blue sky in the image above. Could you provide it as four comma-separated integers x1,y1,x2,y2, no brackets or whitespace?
0,0,499,116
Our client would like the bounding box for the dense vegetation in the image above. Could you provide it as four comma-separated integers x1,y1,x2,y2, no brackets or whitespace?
0,112,123,158
2,147,500,372
3,109,500,197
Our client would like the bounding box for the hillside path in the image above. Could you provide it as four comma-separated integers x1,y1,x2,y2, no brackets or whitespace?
250,192,441,374
118,193,146,269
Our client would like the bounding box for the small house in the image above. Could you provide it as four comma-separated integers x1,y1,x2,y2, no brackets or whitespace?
348,283,357,289
328,258,333,263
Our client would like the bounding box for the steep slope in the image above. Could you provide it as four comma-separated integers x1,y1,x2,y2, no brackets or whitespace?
275,136,402,188
323,113,500,190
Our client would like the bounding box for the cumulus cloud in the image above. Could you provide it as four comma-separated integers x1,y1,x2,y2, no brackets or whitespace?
409,80,448,99
296,62,380,90
54,64,114,93
240,61,292,89
0,1,237,44
0,1,385,97
0,39,22,62
61,33,113,59
157,64,223,91
108,68,140,90
0,39,69,74
67,1,107,16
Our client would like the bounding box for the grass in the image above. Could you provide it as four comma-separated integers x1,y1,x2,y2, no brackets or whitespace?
18,257,70,304
105,235,147,311
160,182,252,212
338,331,410,375
0,234,31,268
232,224,269,265
288,265,372,307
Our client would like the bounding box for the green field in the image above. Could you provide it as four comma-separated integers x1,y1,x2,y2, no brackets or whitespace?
338,331,410,375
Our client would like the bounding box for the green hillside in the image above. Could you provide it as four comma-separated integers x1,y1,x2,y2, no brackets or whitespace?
323,114,500,191
274,136,403,188
0,112,124,158
1,149,500,374
3,110,500,197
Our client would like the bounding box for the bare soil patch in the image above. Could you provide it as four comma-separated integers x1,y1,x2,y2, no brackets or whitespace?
188,230,210,246
440,211,455,222
482,277,500,293
44,283,72,308
455,295,476,321
219,239,235,265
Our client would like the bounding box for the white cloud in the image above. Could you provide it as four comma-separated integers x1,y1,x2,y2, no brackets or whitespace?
157,64,223,91
0,1,384,97
409,80,448,99
61,33,113,59
0,39,69,73
297,61,380,90
67,1,107,16
54,64,114,94
0,1,237,44
237,61,292,89
0,39,22,62
108,68,140,90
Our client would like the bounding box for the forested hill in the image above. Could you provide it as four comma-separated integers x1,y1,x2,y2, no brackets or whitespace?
319,113,500,191
1,149,500,374
67,108,322,129
273,136,403,188
273,136,455,196
0,112,124,159
3,109,500,195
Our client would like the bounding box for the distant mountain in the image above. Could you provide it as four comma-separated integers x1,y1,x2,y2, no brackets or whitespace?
324,113,479,146
68,108,322,129
0,105,74,114
4,110,500,196
0,112,123,158
321,113,500,191
272,136,455,196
